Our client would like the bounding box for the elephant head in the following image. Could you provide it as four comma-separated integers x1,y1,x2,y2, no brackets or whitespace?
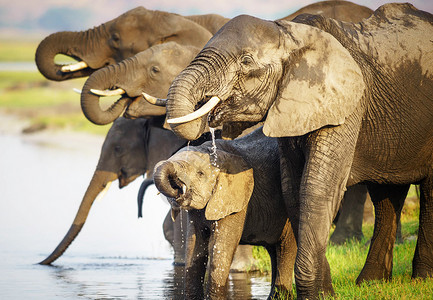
165,15,365,140
153,147,254,221
80,42,204,125
35,7,213,81
39,116,186,265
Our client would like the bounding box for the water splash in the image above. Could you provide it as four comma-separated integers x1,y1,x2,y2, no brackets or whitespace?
209,127,218,167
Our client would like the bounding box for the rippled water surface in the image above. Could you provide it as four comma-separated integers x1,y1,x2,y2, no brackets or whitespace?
0,124,271,299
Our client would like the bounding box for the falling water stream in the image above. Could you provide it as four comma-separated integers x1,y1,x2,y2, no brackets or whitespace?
209,127,218,167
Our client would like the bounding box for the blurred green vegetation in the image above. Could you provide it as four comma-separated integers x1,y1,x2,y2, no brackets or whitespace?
0,39,110,135
0,39,39,62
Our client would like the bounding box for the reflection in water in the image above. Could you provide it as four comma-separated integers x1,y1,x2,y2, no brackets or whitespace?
35,257,271,299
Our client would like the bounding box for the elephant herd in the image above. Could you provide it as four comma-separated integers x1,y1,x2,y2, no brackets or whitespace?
35,1,432,299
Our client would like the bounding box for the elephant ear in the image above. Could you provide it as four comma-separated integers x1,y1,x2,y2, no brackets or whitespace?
263,21,365,137
205,150,254,221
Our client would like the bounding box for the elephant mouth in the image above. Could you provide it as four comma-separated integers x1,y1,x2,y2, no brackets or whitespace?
60,54,112,74
118,172,141,188
167,176,190,207
60,57,92,73
207,95,233,127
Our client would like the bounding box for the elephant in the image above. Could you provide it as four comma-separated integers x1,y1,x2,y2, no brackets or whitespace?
161,3,433,299
35,6,228,81
153,127,299,299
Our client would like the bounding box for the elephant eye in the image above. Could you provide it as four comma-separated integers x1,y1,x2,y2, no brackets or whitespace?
241,55,253,66
197,170,205,178
111,32,120,42
151,66,160,74
114,145,123,156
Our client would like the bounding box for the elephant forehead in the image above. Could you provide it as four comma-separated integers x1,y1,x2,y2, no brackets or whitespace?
169,150,212,166
209,15,280,50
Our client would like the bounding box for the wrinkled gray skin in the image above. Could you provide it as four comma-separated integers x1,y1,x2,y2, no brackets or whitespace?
154,127,300,299
80,42,207,125
39,116,187,265
165,4,433,299
35,6,228,81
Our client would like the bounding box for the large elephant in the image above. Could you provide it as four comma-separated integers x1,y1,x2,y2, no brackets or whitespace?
163,3,433,299
35,6,227,81
154,127,299,299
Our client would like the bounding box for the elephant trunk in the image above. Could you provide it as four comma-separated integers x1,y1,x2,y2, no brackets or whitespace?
166,59,214,141
154,161,185,199
39,170,117,265
35,29,104,81
81,64,131,125
137,178,154,218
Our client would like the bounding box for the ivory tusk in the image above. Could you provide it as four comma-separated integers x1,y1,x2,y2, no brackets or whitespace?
90,88,125,97
167,96,221,124
72,88,82,94
95,181,112,202
61,61,88,72
182,184,187,195
142,92,167,106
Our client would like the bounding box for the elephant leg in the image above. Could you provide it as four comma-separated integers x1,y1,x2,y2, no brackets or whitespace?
412,178,433,278
356,184,409,284
184,211,209,299
278,137,336,299
173,210,188,266
271,219,297,299
206,209,246,300
330,184,368,244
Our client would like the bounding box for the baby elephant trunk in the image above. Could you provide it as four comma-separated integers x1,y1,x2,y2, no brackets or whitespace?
154,161,187,200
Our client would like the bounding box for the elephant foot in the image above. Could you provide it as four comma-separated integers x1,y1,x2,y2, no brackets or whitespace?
412,261,433,279
356,262,392,285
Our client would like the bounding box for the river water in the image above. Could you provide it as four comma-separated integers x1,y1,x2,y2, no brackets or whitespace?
0,116,271,299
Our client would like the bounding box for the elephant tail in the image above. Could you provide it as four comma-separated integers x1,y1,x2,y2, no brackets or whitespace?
137,179,154,218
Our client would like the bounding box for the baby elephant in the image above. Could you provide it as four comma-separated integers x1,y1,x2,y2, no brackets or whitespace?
154,127,299,299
